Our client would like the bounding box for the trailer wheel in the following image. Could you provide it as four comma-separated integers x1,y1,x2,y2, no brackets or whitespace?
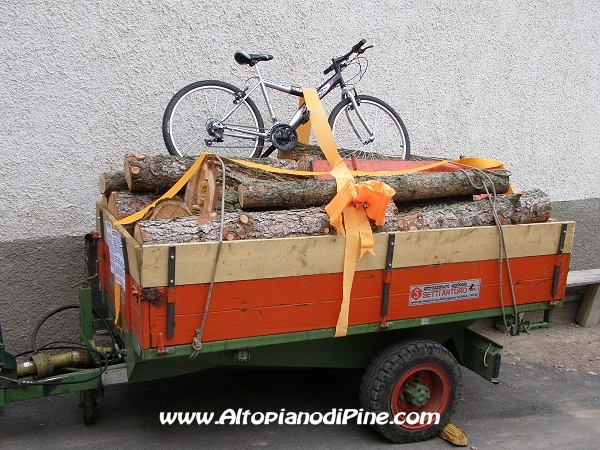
81,389,97,425
359,339,462,443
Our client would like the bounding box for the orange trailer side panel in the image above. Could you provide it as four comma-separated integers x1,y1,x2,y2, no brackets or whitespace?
138,253,568,349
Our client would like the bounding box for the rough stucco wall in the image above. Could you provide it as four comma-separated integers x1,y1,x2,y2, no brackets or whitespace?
0,1,599,243
1,1,599,355
0,236,86,353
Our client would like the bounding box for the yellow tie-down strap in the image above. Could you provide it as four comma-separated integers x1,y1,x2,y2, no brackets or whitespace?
110,154,209,327
301,87,397,337
229,157,453,177
109,101,509,334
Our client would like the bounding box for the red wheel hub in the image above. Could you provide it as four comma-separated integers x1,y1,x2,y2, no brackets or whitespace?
390,363,450,430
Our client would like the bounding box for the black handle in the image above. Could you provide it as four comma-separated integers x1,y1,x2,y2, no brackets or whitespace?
323,39,368,75
352,39,366,52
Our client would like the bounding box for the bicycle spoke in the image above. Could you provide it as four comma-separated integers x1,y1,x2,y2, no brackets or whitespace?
163,81,264,158
330,96,409,160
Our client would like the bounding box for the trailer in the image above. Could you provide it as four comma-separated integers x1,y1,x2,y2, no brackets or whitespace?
0,201,574,444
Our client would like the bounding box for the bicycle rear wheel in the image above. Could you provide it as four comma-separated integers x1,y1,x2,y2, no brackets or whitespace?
329,95,410,159
162,80,265,158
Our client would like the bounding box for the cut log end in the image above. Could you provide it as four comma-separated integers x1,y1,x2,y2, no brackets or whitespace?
98,171,128,195
143,198,191,220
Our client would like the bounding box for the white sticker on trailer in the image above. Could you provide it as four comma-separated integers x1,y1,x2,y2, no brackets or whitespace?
101,367,129,385
409,279,481,306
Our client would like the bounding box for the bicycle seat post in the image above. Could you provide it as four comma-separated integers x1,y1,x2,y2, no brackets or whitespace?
252,61,277,124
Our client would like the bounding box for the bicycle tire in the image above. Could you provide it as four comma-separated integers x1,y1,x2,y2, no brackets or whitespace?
162,80,265,158
328,95,410,159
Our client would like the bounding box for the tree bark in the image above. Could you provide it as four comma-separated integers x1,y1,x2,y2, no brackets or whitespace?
238,170,511,210
107,191,161,220
394,189,552,231
134,201,400,245
277,143,324,161
134,207,336,245
124,154,197,193
99,171,128,194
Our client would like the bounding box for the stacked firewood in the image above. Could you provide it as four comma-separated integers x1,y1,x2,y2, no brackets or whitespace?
98,145,552,245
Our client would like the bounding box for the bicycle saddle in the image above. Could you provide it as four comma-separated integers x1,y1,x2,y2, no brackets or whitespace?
234,51,273,66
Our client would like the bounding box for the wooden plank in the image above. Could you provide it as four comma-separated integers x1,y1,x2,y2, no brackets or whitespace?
145,253,570,347
576,284,600,327
567,269,600,287
147,254,567,316
132,220,574,288
116,224,142,285
392,221,574,267
149,275,561,347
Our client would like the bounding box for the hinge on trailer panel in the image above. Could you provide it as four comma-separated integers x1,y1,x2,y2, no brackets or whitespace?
166,246,176,339
98,209,105,243
551,223,569,303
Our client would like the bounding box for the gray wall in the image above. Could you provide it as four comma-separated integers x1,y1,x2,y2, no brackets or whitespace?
1,1,599,352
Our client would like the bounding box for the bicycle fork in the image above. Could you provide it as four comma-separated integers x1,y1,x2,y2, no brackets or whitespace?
341,88,375,145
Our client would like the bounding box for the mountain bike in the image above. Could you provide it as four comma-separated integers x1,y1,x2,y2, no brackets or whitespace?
162,39,410,159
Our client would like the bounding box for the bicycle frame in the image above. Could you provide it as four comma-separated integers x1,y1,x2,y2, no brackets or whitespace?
219,61,370,141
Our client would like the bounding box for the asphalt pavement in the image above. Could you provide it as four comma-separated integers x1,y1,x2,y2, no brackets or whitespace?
2,357,600,449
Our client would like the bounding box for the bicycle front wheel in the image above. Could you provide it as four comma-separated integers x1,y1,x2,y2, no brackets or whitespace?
162,80,265,158
329,95,410,159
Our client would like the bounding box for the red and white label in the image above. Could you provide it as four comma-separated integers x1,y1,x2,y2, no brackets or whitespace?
409,279,481,306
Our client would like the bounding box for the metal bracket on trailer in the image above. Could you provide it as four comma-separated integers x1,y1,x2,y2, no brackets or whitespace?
0,324,18,389
461,329,502,384
551,223,569,302
166,246,176,339
380,234,396,329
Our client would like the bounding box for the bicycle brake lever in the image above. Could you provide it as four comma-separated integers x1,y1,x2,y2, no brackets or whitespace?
358,45,374,55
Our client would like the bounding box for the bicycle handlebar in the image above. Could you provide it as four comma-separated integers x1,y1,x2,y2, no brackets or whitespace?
323,39,372,75
352,39,367,53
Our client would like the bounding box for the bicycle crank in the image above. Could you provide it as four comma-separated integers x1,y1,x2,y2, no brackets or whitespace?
269,123,298,151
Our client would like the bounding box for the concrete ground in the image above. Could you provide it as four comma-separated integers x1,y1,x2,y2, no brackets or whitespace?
2,318,600,449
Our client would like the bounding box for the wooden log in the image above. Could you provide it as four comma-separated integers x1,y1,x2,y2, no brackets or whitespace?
107,191,161,220
184,154,305,213
238,170,511,210
134,207,336,245
394,189,552,231
134,202,400,245
142,198,191,220
277,143,324,160
99,171,128,194
124,154,197,193
278,143,413,161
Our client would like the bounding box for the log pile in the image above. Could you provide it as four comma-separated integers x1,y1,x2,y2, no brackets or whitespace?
98,147,552,246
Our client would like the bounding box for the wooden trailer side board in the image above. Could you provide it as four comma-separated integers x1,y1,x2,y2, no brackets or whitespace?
99,203,573,288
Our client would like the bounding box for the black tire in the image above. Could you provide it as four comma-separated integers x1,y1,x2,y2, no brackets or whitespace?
81,389,97,425
329,95,410,159
359,339,461,444
162,80,265,158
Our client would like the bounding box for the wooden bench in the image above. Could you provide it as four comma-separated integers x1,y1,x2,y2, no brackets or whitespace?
568,269,600,327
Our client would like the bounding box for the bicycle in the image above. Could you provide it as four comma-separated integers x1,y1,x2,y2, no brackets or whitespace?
162,39,410,160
